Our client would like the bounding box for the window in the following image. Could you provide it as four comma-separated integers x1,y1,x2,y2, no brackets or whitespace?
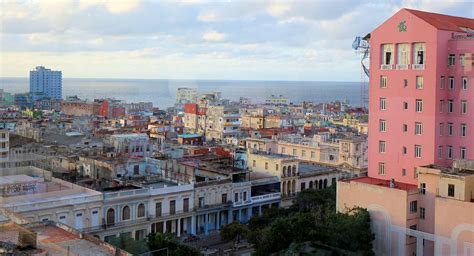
448,54,455,66
379,141,386,153
222,193,227,204
234,193,239,202
440,123,444,136
440,76,445,89
292,149,297,156
380,76,387,88
403,102,408,110
420,183,426,194
155,202,162,216
252,160,256,167
403,124,408,133
380,98,386,110
382,44,393,65
461,77,468,90
403,146,407,155
461,100,467,114
448,123,453,136
448,184,455,197
416,76,424,89
415,99,423,112
137,203,145,218
447,146,453,159
311,151,315,158
415,145,422,158
281,147,286,154
122,206,131,221
420,207,426,219
183,198,189,212
460,147,467,159
379,119,386,132
265,162,268,170
439,100,444,113
461,124,467,137
301,182,306,190
169,200,176,215
415,122,423,135
449,77,455,89
448,100,454,113
402,168,407,176
378,162,385,175
460,54,466,66
397,43,410,66
409,200,417,213
301,150,306,157
198,197,204,208
243,191,247,201
413,43,425,64
275,164,279,171
404,79,408,88
438,146,443,159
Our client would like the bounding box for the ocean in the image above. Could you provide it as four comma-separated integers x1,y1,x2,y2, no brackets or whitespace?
0,78,367,109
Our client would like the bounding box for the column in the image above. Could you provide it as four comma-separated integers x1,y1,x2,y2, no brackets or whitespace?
163,221,167,233
416,237,424,256
227,209,232,224
191,216,196,235
204,214,209,235
217,211,221,229
247,207,252,221
177,218,181,237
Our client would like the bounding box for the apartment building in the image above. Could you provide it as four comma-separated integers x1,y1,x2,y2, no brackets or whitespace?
0,128,9,163
205,105,240,142
105,133,152,157
337,9,474,255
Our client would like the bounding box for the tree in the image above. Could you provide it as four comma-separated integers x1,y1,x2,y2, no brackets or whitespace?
220,222,249,243
146,233,201,256
109,236,149,255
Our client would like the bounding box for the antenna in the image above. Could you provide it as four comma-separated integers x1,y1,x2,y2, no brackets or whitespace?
352,34,370,110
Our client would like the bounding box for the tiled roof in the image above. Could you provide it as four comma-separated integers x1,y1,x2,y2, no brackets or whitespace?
405,8,474,32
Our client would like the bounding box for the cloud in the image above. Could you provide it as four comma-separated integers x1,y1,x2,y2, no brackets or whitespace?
79,0,140,14
197,11,218,22
202,30,226,42
267,3,291,17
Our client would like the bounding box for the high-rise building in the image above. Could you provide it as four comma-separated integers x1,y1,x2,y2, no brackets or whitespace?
337,8,473,255
176,87,197,104
29,66,62,101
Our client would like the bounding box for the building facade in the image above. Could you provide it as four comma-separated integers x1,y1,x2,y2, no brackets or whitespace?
29,66,62,101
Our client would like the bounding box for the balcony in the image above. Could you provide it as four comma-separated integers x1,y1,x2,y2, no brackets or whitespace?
380,64,393,70
396,64,409,70
224,121,240,126
251,193,281,204
233,199,252,208
412,64,425,70
223,113,239,118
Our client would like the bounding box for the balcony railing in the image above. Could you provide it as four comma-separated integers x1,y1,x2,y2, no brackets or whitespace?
380,64,393,70
251,193,281,204
233,200,252,207
396,64,409,70
412,64,425,70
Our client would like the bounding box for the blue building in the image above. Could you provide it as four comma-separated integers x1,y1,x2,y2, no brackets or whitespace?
29,66,62,101
14,93,32,110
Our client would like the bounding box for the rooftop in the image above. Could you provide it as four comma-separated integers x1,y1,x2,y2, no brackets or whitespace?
299,164,336,175
344,176,417,191
405,8,474,33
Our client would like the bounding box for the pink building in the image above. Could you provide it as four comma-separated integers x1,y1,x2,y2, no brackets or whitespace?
368,8,473,185
337,9,474,256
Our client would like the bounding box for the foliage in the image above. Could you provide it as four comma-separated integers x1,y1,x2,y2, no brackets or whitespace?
109,236,149,255
220,221,249,243
230,186,375,255
146,233,201,256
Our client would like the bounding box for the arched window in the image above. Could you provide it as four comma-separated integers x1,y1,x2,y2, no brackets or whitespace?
292,180,296,194
324,179,328,188
137,203,145,218
309,181,313,189
282,166,287,176
122,206,130,220
287,181,291,195
282,181,286,195
287,167,292,177
318,180,323,189
106,208,115,225
292,165,296,176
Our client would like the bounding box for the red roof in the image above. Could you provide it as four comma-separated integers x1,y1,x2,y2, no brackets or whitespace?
405,8,474,32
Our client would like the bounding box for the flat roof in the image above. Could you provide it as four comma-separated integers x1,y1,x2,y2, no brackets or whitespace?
299,164,335,175
344,177,417,191
178,134,202,139
0,175,41,186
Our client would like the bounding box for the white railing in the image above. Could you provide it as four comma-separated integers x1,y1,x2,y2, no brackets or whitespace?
233,200,252,207
149,183,193,196
380,64,393,70
396,64,409,70
251,193,281,204
103,188,149,200
412,64,425,70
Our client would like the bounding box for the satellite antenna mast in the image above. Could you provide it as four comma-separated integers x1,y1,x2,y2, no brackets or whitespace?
352,34,370,110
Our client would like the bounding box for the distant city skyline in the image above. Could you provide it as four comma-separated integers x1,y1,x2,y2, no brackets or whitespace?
0,0,472,81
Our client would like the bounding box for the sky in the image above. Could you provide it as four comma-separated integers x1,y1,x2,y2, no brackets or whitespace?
0,0,472,81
